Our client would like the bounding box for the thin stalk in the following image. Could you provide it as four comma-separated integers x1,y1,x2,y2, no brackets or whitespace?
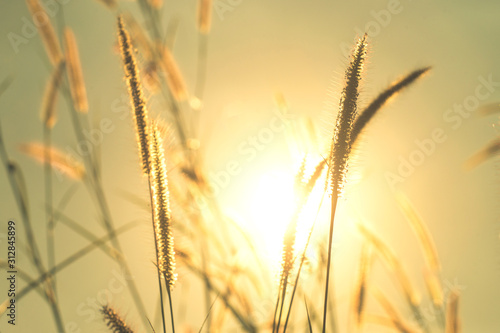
164,273,176,333
147,176,168,333
43,126,57,296
199,235,212,331
57,62,150,331
271,289,281,333
0,121,65,332
305,297,313,333
322,191,339,333
275,279,288,332
6,220,138,304
283,191,327,332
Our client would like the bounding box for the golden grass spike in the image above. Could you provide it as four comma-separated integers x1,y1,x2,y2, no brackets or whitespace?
350,67,431,145
274,92,288,113
464,138,500,170
357,224,398,267
19,142,85,180
197,0,213,34
294,155,307,195
445,290,461,333
423,268,444,307
149,0,163,9
372,288,419,333
357,224,420,306
352,244,372,328
25,0,63,65
161,46,188,102
329,34,367,194
478,102,500,116
303,159,326,196
101,305,135,333
396,193,441,272
279,216,297,288
117,16,151,174
150,121,176,288
64,28,89,113
41,60,65,128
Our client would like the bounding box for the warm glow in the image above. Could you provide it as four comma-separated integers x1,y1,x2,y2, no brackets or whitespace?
248,170,296,267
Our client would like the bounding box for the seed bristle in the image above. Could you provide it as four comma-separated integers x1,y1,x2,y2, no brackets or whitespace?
64,27,89,113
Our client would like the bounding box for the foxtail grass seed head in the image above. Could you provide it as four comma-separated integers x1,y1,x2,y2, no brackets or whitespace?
64,28,89,113
357,223,420,305
464,138,500,170
41,60,65,128
279,217,297,288
304,159,326,196
373,288,418,333
149,0,163,8
161,46,188,102
101,305,135,333
329,34,367,194
197,0,213,34
150,121,176,288
117,16,151,174
350,67,431,146
397,193,441,272
19,142,85,180
25,0,63,66
294,156,307,196
352,244,372,328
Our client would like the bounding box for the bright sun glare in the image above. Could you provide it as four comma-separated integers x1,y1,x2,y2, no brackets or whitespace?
246,163,327,273
248,170,296,265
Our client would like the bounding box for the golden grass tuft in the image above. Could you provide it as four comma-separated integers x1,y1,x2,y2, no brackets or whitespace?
160,46,188,102
149,0,163,9
350,67,431,145
41,60,65,128
397,193,441,272
197,0,213,34
357,224,420,306
464,138,500,170
64,28,89,113
101,305,135,333
150,120,177,288
25,0,63,66
117,16,151,174
19,142,85,180
372,288,420,333
352,244,372,329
